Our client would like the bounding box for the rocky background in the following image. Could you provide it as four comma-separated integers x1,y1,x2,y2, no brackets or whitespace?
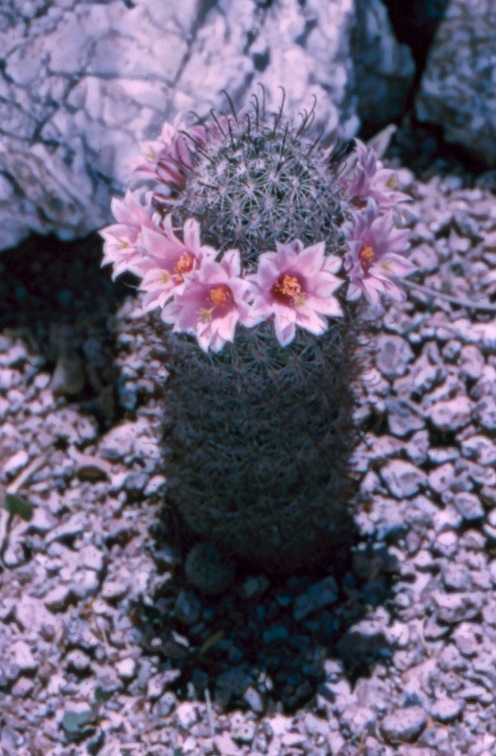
2,0,494,252
1,0,496,754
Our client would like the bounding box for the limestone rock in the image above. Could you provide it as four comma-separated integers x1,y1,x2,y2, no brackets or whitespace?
415,0,496,165
0,0,414,251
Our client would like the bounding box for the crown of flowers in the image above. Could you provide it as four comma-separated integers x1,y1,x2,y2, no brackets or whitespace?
100,102,414,353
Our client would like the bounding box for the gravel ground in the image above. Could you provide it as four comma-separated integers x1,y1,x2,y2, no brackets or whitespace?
1,120,496,755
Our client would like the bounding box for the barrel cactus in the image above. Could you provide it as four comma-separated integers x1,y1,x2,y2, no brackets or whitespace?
100,89,413,574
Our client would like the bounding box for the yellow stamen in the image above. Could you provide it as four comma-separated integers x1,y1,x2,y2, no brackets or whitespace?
359,244,375,270
209,285,233,309
173,252,194,281
274,273,302,299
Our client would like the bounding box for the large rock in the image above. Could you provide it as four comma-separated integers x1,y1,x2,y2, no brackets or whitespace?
0,0,414,252
415,0,496,165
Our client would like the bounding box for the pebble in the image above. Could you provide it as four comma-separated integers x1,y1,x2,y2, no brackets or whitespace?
375,335,414,379
43,584,72,611
185,543,235,595
452,492,484,521
115,658,138,681
292,576,338,621
214,733,239,755
243,686,265,714
147,669,181,700
174,590,202,626
430,396,472,431
380,459,426,498
430,698,464,723
78,544,106,573
175,701,198,729
474,396,496,431
50,352,85,396
11,677,34,698
3,449,29,477
452,623,482,657
434,592,483,624
386,397,425,437
380,706,428,744
441,563,473,592
10,640,37,673
66,649,92,673
101,580,129,601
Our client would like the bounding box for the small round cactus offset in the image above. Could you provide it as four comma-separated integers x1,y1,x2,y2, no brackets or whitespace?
101,89,413,574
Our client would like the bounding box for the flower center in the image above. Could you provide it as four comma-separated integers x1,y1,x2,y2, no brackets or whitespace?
173,252,194,282
272,273,305,307
208,284,233,312
359,244,375,272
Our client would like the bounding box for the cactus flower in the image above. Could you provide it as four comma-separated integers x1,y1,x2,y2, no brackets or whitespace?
339,140,410,209
343,201,414,306
247,240,344,346
100,189,157,280
138,217,217,310
132,117,205,190
161,249,254,352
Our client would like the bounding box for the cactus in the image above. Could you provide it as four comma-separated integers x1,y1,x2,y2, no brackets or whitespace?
100,89,413,574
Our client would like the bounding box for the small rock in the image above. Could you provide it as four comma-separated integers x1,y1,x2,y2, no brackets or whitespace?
174,590,202,626
11,641,37,673
380,459,426,498
101,580,128,602
243,686,265,714
375,335,414,379
147,669,181,700
441,563,472,592
74,454,111,482
214,733,239,755
386,397,425,437
43,584,72,611
175,701,198,729
459,344,484,382
123,471,149,500
281,731,306,747
11,677,34,698
51,352,85,396
78,544,106,573
380,706,427,744
434,592,483,624
431,530,458,558
452,623,482,657
232,721,255,744
116,658,137,681
239,575,270,600
430,698,464,724
430,396,472,432
473,396,496,432
452,492,484,521
71,569,100,599
3,449,29,477
428,463,455,494
293,576,338,622
66,650,92,673
185,543,234,595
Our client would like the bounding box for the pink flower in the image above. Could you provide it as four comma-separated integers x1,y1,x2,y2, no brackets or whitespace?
99,189,156,279
246,240,344,347
132,116,204,190
161,249,254,353
343,201,415,306
139,217,217,311
338,140,410,209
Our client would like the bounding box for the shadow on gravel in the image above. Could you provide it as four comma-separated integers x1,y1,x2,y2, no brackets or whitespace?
0,232,134,429
132,521,397,714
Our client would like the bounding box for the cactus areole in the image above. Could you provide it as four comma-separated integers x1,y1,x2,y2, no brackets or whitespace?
101,89,413,574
